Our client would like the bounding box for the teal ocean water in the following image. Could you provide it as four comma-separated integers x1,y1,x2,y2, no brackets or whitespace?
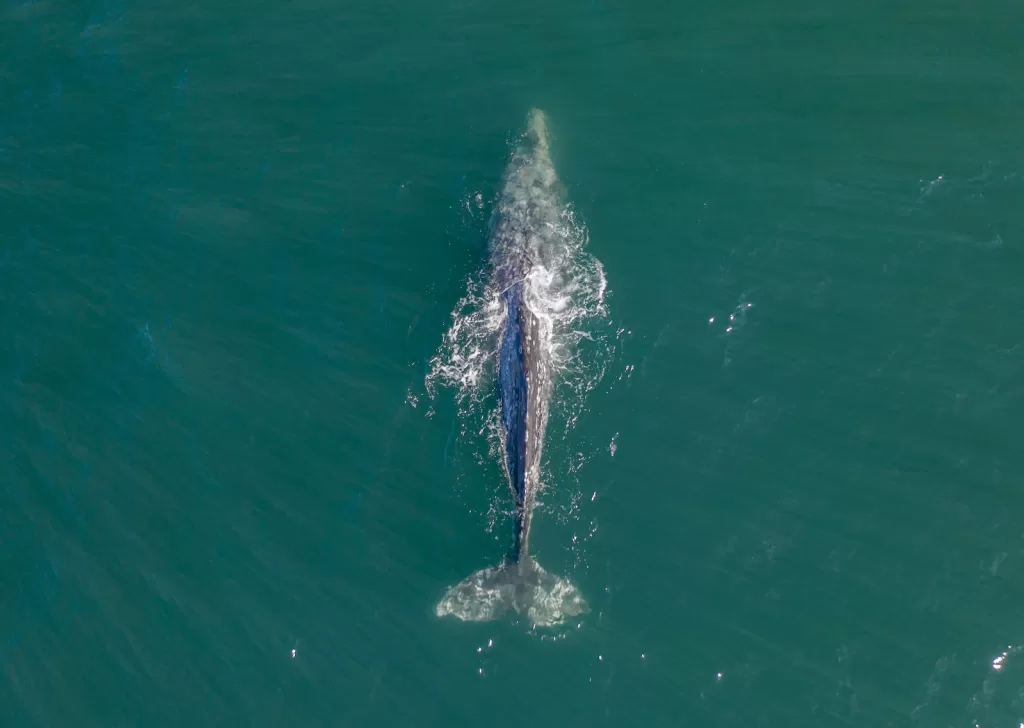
3,1,1024,725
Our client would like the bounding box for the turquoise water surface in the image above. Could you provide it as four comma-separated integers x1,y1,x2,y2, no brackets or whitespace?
3,0,1024,726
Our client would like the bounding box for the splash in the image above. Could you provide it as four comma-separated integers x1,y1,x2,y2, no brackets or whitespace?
435,213,606,376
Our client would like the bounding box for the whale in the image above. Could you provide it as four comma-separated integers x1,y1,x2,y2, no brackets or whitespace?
435,110,588,627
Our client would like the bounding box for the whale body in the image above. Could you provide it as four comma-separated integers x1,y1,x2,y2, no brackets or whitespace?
435,110,588,627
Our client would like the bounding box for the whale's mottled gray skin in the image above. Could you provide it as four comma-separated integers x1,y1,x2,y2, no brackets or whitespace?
435,110,587,627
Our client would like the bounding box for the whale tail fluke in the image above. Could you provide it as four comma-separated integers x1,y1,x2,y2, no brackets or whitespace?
435,557,587,628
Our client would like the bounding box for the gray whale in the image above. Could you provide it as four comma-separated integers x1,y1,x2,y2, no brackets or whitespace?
436,110,588,627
